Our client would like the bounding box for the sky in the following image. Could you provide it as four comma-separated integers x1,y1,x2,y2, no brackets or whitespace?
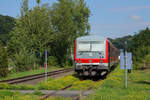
0,0,150,38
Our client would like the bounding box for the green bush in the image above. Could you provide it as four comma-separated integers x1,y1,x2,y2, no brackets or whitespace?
13,47,38,72
131,28,150,69
133,62,142,70
140,54,150,69
47,56,58,66
0,43,8,77
133,50,150,69
0,68,8,77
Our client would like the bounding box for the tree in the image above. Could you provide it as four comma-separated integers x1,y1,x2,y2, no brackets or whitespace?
0,15,15,45
0,42,8,77
50,0,90,66
130,28,150,69
21,0,28,17
110,35,132,50
7,0,90,70
7,0,53,71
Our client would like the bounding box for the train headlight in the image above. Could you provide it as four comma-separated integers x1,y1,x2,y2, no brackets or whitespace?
79,60,81,63
100,60,103,63
74,61,77,64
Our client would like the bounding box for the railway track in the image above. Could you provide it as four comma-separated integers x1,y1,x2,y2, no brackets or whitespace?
39,84,73,100
73,79,102,100
0,68,73,84
40,78,102,100
72,70,114,100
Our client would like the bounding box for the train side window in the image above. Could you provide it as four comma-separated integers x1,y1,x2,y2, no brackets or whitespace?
111,48,115,57
111,48,112,56
108,42,110,57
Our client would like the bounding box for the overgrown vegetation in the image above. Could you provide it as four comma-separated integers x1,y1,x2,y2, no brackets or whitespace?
131,28,150,69
0,90,72,100
110,35,132,50
111,28,150,69
88,66,150,100
0,67,62,81
0,42,8,77
0,15,15,46
1,66,150,100
0,74,104,90
0,90,39,100
0,0,90,74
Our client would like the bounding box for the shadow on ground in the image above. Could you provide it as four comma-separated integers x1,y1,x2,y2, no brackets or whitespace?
136,81,150,85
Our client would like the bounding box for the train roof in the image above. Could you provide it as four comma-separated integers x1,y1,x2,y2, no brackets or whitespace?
77,35,107,41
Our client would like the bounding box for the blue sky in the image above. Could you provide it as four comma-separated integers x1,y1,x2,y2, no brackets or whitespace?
0,0,150,38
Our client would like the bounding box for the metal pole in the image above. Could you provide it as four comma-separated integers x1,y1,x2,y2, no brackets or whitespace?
125,52,127,88
124,41,127,88
45,50,47,82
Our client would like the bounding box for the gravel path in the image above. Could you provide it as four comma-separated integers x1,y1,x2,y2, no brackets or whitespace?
9,90,93,97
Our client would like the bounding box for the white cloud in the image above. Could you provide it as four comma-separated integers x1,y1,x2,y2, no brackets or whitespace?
129,15,142,21
112,6,150,12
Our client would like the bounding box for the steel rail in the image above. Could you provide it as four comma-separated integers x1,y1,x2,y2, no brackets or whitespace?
39,84,73,100
0,68,73,84
73,78,102,100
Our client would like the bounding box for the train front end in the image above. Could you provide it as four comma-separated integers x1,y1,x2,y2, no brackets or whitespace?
74,36,109,76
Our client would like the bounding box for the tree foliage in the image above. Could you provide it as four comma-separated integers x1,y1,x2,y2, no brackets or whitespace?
0,42,8,77
8,1,53,71
0,15,15,45
130,28,150,69
110,35,132,51
111,28,150,69
13,47,37,72
7,0,90,71
50,0,90,66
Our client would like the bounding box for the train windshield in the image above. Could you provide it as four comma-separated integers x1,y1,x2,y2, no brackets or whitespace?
77,41,105,58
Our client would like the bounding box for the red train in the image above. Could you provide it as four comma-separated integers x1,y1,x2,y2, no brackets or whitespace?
74,35,118,76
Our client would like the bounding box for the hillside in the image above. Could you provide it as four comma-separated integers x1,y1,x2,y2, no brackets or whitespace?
111,28,150,69
0,15,15,45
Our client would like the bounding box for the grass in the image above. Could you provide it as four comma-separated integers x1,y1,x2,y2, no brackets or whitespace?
88,66,150,100
0,90,72,100
0,90,73,100
0,74,105,90
37,75,79,90
0,66,63,81
0,90,39,100
69,79,104,90
2,65,150,100
46,97,72,100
